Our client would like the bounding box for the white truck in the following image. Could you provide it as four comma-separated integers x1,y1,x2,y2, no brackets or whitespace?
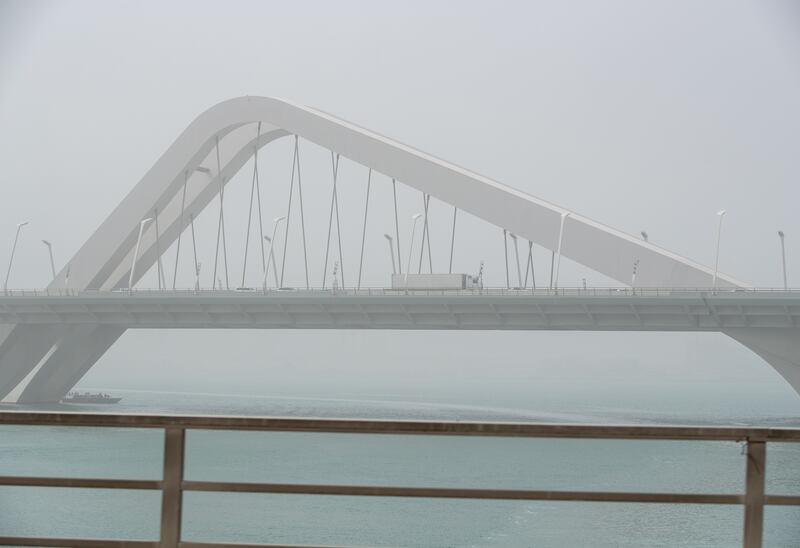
391,273,480,290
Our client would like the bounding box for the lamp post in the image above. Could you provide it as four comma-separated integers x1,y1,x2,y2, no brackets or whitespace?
712,210,726,291
263,216,286,292
4,221,29,295
42,240,56,281
128,218,152,294
263,235,280,288
384,234,397,275
405,214,423,291
778,231,787,291
553,212,570,291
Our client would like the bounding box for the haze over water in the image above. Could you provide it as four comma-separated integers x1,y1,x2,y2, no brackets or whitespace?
1,0,800,545
2,339,799,546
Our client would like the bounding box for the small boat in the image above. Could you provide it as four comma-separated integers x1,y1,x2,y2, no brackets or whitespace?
62,392,122,404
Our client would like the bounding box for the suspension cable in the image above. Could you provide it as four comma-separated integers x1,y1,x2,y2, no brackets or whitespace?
357,168,372,289
190,213,199,290
253,123,266,277
322,152,339,289
279,136,298,288
392,179,402,275
212,135,229,290
172,171,188,289
333,156,345,289
449,207,457,274
503,229,510,289
295,137,310,289
154,207,164,290
418,193,432,274
241,139,258,288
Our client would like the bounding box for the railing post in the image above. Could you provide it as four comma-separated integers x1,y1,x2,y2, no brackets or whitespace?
160,427,185,548
743,440,766,548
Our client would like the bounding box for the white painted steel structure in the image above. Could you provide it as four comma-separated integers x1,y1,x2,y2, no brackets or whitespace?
0,97,796,403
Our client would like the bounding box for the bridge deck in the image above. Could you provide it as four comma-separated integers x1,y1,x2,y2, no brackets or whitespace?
1,289,798,331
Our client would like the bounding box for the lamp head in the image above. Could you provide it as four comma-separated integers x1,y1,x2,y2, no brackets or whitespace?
141,217,153,225
508,232,518,240
42,240,51,247
717,209,726,217
274,216,287,224
17,221,29,228
778,230,785,238
412,213,423,221
561,211,570,219
263,235,272,242
640,231,648,241
383,234,393,241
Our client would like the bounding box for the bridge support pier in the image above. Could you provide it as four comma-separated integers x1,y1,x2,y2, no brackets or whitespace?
0,325,64,402
725,328,800,395
16,325,126,404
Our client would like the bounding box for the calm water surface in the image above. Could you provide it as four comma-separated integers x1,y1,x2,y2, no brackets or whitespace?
1,387,799,547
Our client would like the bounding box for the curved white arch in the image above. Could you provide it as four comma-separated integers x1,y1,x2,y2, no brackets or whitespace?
50,96,747,292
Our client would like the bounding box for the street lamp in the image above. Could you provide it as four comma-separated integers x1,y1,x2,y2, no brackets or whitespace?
384,234,397,275
712,210,726,291
4,221,29,295
263,235,280,288
263,216,286,291
779,231,787,291
405,214,423,290
128,218,152,294
553,212,570,290
42,240,56,281
508,233,522,288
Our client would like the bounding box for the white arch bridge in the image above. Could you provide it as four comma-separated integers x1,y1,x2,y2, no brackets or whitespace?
1,97,798,402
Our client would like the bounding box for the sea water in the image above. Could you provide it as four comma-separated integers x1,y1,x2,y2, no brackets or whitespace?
1,387,799,547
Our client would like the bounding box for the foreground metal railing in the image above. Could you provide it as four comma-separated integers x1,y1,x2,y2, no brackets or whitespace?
0,412,798,548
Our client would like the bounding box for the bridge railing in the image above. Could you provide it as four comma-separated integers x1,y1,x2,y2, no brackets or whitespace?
0,411,798,548
2,286,800,298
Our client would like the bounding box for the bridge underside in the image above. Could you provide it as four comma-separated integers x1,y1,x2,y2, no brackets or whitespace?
1,293,798,402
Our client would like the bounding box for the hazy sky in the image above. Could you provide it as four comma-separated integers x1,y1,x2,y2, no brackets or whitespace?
1,0,799,405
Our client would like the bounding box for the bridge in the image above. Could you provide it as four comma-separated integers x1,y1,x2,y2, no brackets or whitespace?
0,96,797,402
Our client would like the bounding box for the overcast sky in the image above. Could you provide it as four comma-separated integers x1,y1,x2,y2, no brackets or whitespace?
1,0,799,405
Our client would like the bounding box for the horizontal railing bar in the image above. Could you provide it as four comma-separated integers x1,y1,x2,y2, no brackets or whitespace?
180,542,355,548
764,494,800,506
0,537,158,547
0,475,162,490
2,411,799,441
182,480,744,504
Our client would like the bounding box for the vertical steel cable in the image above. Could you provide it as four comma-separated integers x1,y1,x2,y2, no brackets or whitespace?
294,138,310,289
322,152,339,289
253,123,266,276
279,137,298,288
418,193,431,274
154,207,164,290
449,207,457,274
241,144,258,288
172,171,188,289
357,168,372,289
392,179,402,275
333,157,345,289
503,229,510,289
